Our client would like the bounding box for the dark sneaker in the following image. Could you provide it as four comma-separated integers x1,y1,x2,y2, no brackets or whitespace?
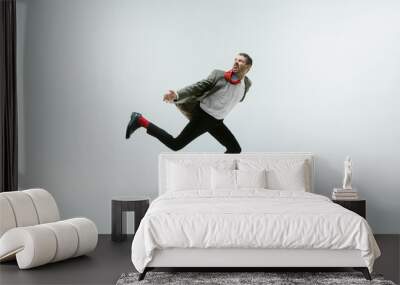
125,112,142,139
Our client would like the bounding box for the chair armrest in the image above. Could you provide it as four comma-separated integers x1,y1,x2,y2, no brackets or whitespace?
0,217,98,269
0,225,57,268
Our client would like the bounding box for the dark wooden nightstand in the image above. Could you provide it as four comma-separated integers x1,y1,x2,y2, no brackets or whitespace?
111,196,150,242
332,199,366,219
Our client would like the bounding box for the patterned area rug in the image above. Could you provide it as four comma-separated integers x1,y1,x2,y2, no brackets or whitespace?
116,271,396,285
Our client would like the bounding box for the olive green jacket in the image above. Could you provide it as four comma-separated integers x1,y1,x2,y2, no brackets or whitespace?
174,69,252,119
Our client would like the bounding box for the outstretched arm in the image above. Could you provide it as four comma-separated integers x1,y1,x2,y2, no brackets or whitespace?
162,70,218,103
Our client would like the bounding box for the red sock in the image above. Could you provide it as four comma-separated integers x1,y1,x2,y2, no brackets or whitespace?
138,115,149,128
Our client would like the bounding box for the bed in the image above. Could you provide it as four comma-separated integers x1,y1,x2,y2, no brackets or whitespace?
131,152,381,280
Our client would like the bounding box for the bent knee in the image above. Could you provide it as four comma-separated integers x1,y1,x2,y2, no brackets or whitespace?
169,142,186,151
225,145,241,154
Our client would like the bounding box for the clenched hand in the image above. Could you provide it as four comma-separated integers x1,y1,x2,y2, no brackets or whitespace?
163,90,177,103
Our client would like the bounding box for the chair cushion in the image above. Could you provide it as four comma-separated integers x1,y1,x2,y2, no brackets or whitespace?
0,189,60,238
24,189,60,223
0,196,16,237
0,192,39,227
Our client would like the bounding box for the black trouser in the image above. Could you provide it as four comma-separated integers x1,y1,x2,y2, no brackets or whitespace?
146,104,241,153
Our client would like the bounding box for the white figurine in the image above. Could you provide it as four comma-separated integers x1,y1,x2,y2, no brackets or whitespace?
342,156,353,190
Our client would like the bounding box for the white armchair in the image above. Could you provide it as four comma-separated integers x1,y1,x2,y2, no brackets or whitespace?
0,188,98,269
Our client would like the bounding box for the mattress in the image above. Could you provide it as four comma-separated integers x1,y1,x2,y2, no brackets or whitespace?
131,189,380,273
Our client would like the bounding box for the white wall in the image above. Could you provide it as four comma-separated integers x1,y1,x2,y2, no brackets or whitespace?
17,0,400,234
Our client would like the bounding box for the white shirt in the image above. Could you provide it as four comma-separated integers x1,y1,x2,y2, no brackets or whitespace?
199,80,245,120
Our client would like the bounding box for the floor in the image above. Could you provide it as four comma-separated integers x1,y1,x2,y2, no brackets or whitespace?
0,234,398,285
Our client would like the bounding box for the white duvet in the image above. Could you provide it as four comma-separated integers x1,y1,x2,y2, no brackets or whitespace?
131,190,380,273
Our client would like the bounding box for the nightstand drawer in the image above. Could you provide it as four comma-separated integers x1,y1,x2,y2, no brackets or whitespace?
332,200,366,219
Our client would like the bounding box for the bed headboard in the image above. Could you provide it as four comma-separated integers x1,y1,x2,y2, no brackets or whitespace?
158,152,315,195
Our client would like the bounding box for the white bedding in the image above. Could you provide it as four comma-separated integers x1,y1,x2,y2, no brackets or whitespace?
131,190,380,273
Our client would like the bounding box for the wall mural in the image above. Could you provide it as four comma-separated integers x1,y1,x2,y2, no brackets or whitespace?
125,53,253,154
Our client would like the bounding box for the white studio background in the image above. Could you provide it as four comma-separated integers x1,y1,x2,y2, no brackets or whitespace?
16,0,400,233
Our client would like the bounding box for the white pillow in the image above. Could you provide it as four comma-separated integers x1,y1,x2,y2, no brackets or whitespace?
211,168,236,190
237,169,268,189
267,166,306,191
167,163,210,191
167,160,235,191
237,159,308,191
211,168,268,190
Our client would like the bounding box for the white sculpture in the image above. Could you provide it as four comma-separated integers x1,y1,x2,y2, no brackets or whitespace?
342,156,353,190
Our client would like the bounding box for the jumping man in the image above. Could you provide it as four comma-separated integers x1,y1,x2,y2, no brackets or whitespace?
125,53,252,154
